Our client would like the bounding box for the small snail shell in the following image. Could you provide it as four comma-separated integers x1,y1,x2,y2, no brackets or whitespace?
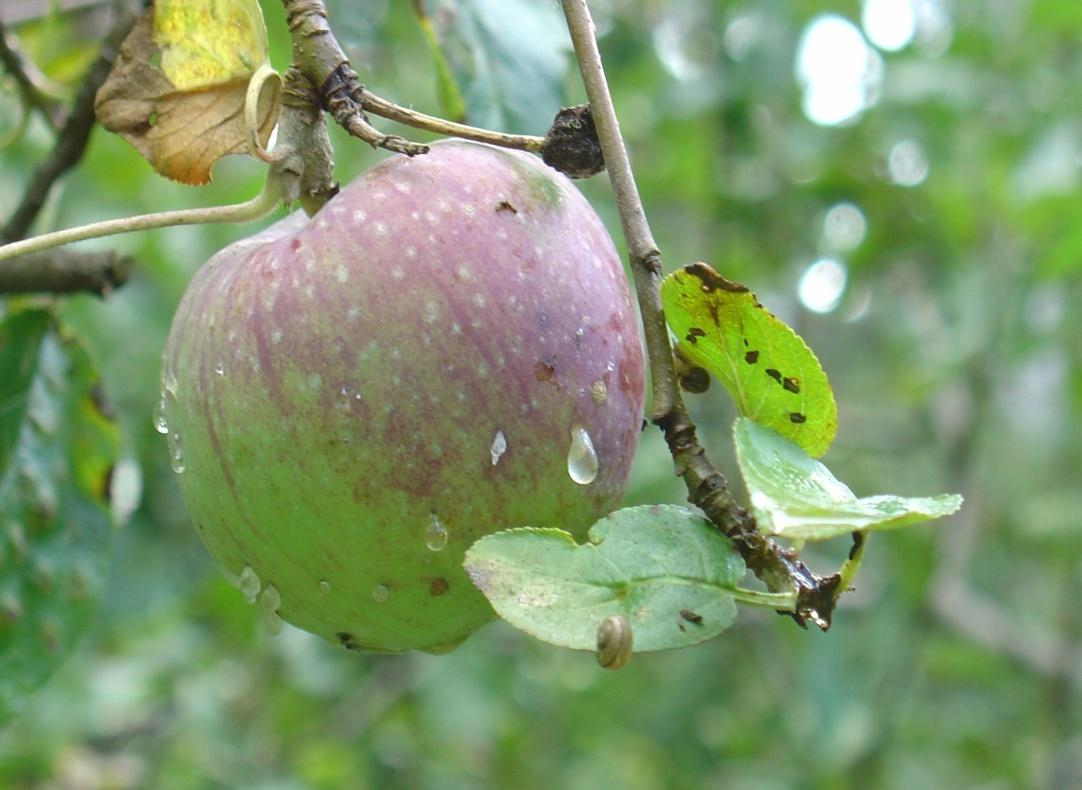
596,614,633,670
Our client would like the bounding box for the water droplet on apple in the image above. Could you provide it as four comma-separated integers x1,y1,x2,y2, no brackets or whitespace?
490,429,507,466
164,371,178,395
167,432,185,473
426,513,449,551
153,395,169,434
214,361,224,376
372,584,389,602
259,583,282,635
239,566,261,603
260,583,281,611
263,609,284,635
567,426,599,485
318,580,331,596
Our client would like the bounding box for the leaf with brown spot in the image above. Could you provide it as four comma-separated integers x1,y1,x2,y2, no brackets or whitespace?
94,2,278,185
661,262,836,457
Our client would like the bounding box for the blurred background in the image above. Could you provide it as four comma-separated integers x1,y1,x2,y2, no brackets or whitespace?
1,0,1080,786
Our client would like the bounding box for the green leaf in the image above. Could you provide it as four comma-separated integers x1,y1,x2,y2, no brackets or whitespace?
0,321,118,725
464,505,748,652
0,310,50,475
733,418,963,542
411,0,468,121
661,263,837,457
426,0,570,134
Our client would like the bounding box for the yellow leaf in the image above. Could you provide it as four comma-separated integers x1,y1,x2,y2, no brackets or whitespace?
94,5,278,185
153,0,269,91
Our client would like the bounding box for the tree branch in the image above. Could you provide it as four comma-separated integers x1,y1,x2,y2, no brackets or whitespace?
0,19,64,129
0,249,131,296
0,8,136,244
558,0,836,627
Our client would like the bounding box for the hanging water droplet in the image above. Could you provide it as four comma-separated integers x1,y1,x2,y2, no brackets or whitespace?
490,429,507,466
259,584,283,633
372,584,389,602
167,432,185,474
214,361,225,376
262,609,284,635
259,583,281,613
153,395,169,434
239,566,261,603
567,425,599,485
318,580,331,596
425,513,449,552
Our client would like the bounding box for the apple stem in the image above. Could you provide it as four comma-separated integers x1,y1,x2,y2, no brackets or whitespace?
360,93,546,154
0,177,284,264
558,0,840,628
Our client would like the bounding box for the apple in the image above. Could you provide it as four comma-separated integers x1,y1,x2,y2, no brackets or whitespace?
160,140,645,652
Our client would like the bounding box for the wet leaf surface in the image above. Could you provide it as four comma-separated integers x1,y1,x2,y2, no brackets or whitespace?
464,505,745,652
733,418,962,542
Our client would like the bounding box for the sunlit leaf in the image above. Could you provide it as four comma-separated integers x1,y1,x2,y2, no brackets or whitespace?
94,2,278,185
464,505,746,652
0,319,118,725
661,262,837,457
733,418,962,542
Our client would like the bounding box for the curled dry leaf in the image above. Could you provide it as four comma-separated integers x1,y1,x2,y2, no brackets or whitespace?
94,1,279,185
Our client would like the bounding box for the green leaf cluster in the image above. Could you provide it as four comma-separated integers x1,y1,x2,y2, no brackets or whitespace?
0,310,118,724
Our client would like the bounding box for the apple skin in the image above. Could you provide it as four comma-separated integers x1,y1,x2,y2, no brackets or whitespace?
161,140,645,652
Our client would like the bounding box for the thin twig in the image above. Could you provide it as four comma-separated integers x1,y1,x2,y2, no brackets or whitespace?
0,177,283,263
558,0,835,626
0,20,64,129
281,0,427,156
0,8,136,243
361,93,545,153
279,0,545,155
0,249,131,296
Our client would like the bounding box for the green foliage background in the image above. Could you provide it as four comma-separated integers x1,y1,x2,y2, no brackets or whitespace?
2,0,1081,786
